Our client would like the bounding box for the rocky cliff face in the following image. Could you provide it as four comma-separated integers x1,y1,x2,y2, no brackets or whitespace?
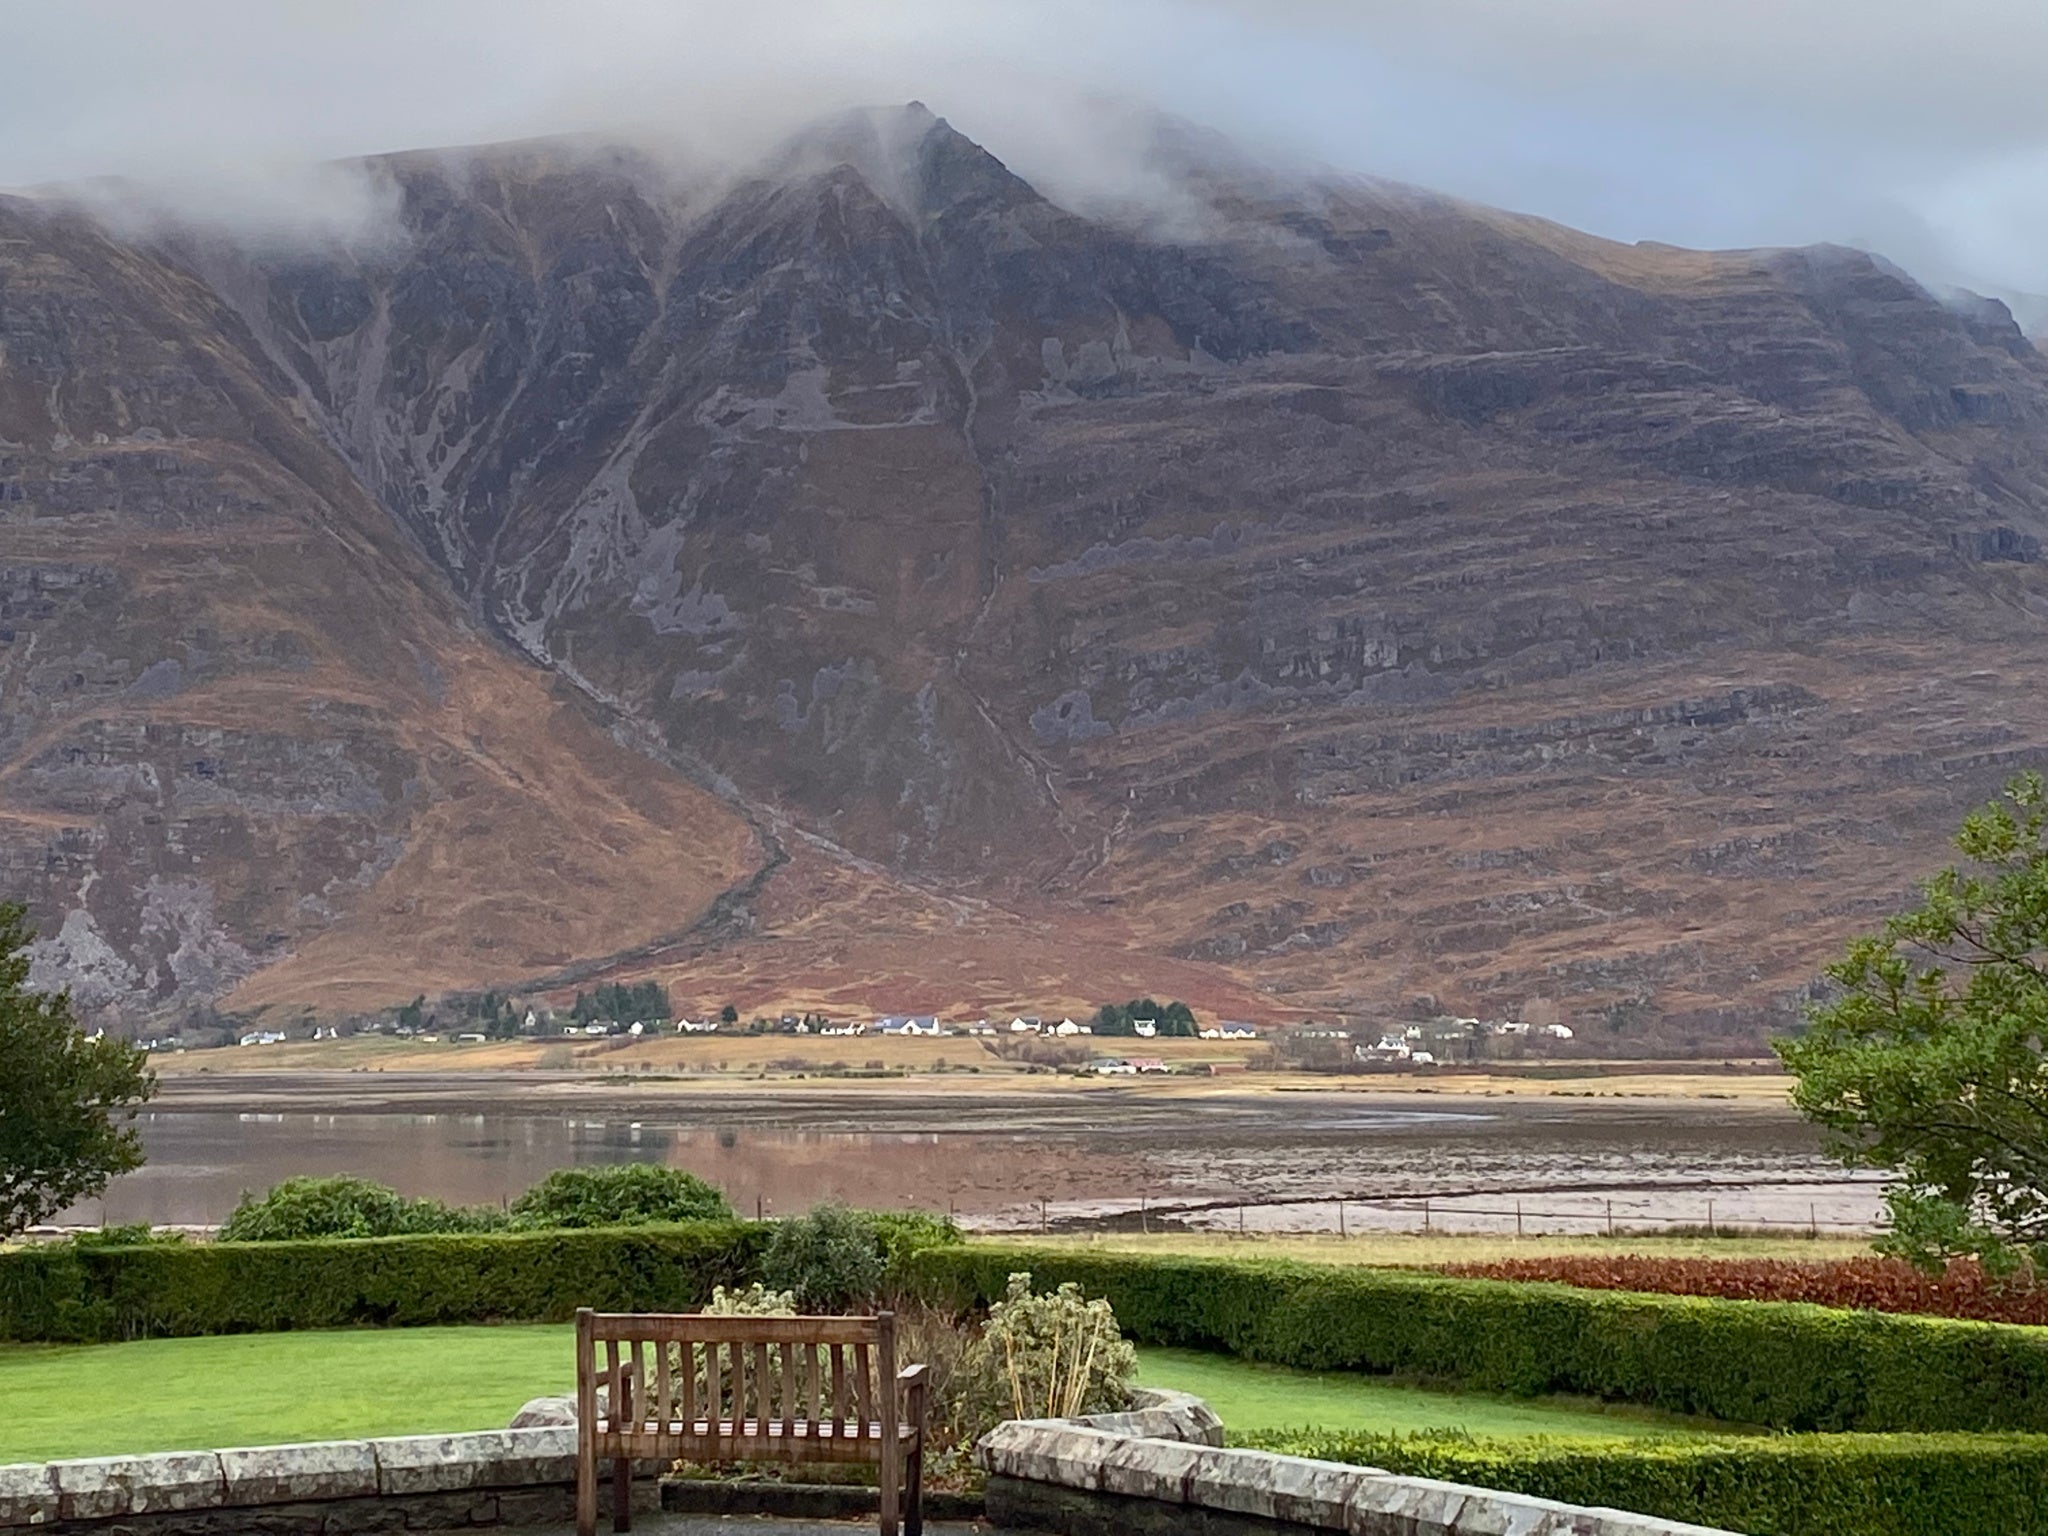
8,105,2048,1039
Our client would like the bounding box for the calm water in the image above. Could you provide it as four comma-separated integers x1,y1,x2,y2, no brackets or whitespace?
66,1094,1887,1236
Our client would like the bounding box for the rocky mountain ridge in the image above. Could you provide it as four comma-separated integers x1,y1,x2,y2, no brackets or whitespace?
7,104,2048,1042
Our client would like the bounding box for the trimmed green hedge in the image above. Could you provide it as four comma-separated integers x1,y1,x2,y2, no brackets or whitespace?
904,1245,2048,1434
1240,1429,2048,1536
0,1222,768,1342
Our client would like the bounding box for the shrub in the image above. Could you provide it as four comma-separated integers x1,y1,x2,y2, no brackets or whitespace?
508,1164,732,1229
762,1204,889,1309
1239,1428,2048,1536
868,1210,964,1269
218,1176,504,1241
761,1204,963,1310
957,1271,1135,1434
0,1221,767,1341
902,1244,2048,1434
1435,1254,2048,1326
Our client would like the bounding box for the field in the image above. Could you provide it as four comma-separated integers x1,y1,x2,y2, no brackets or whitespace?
0,1327,1731,1463
146,1032,1795,1104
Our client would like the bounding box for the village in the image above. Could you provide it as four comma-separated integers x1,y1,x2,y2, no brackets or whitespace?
178,999,1602,1080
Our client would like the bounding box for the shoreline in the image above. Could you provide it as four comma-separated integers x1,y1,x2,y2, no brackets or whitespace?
143,1066,1802,1129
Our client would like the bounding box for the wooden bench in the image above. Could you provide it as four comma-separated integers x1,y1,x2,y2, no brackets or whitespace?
574,1308,928,1536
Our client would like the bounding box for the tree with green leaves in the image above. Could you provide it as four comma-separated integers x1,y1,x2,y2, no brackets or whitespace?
0,903,157,1237
1777,773,2048,1271
1090,997,1198,1037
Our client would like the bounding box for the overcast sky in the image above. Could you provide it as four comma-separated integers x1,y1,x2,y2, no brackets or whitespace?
4,0,2045,297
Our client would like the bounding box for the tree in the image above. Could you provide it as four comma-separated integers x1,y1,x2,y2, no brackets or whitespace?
719,1003,740,1025
0,903,156,1236
1092,1002,1133,1036
1777,773,2048,1271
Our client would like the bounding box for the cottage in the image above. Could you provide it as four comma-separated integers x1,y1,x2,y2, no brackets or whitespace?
875,1015,945,1036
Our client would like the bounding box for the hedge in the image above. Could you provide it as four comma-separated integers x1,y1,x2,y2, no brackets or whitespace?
0,1222,768,1342
903,1245,2048,1434
1239,1429,2048,1536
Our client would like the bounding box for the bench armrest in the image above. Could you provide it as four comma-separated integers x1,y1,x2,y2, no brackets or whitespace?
896,1363,929,1389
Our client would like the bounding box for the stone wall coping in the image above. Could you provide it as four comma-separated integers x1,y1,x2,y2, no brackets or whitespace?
977,1416,1739,1536
0,1428,588,1529
1067,1386,1226,1445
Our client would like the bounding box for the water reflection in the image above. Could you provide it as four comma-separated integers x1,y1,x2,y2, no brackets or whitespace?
84,1111,974,1227
70,1102,1885,1236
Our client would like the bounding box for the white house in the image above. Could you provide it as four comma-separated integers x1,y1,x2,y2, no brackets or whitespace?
1133,1020,1158,1038
1543,1023,1575,1040
1010,1016,1040,1033
1052,1018,1091,1037
877,1015,945,1036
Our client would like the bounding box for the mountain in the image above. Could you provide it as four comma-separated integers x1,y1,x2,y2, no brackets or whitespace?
7,104,2048,1045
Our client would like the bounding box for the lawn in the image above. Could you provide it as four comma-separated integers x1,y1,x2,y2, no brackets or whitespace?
0,1326,1736,1464
0,1325,572,1463
1136,1347,1737,1441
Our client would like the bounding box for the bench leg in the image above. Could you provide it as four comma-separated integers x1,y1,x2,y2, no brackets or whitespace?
879,1441,900,1536
904,1434,924,1536
612,1456,632,1533
575,1435,597,1536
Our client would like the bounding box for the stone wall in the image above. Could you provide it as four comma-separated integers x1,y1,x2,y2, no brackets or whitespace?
977,1395,1738,1536
0,1429,657,1534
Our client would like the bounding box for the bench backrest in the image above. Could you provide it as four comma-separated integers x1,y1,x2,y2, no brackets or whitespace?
576,1309,899,1448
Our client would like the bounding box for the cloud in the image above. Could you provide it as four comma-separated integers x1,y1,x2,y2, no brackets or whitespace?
0,0,2042,295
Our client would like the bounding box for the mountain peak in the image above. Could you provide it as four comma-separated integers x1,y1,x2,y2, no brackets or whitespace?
760,102,1035,223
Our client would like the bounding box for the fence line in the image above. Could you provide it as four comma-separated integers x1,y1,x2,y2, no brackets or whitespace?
1027,1191,1887,1239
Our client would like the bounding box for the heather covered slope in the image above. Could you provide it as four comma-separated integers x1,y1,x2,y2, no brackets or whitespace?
9,105,2048,1037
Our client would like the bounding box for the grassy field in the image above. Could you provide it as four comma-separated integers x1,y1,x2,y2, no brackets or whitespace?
1015,1230,1875,1265
0,1326,1737,1463
147,1032,1794,1103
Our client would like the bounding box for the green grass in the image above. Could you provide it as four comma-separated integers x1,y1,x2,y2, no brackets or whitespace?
0,1325,573,1463
1135,1347,1745,1442
0,1327,1746,1464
